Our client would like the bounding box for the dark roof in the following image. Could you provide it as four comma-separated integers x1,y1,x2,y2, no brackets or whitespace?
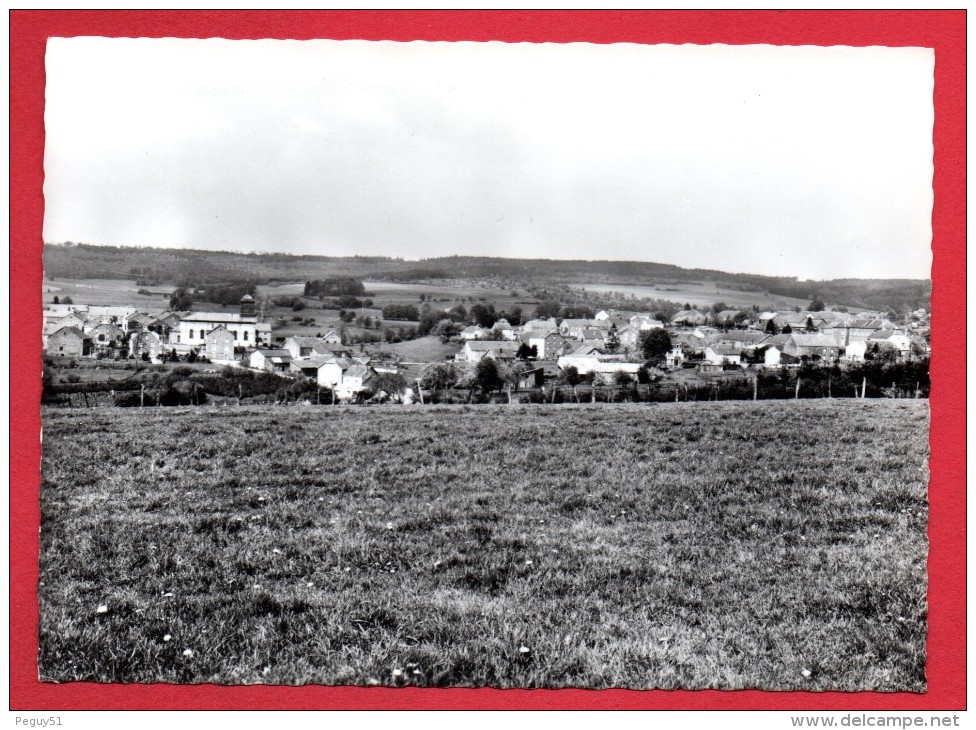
50,325,90,340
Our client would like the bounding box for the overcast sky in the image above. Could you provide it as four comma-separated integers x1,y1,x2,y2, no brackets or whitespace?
43,38,934,280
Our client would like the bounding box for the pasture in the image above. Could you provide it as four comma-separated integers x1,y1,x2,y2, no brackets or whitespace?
38,400,928,690
573,281,809,311
43,278,175,307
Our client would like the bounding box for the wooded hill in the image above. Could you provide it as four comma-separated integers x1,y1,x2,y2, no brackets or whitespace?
42,243,931,314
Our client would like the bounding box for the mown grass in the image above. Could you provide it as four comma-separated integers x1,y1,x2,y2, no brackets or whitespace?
38,400,928,690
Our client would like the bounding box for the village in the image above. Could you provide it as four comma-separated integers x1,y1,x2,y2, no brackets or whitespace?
41,288,931,404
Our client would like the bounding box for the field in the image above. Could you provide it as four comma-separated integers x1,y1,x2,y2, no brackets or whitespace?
38,400,928,690
573,281,810,311
44,278,175,307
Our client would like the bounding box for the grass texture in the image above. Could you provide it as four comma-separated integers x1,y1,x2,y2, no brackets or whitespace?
39,400,928,690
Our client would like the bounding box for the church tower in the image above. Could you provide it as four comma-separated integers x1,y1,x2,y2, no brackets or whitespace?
240,294,256,318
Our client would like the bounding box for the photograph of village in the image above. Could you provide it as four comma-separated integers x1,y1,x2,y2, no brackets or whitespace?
38,37,932,691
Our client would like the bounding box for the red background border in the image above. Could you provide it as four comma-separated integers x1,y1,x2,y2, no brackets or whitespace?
10,10,966,711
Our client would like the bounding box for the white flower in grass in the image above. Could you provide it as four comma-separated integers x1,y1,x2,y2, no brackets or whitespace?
392,669,403,678
524,560,533,566
272,548,282,555
183,648,194,658
163,634,172,642
801,668,812,679
518,646,531,655
96,604,108,614
163,592,174,597
386,522,395,530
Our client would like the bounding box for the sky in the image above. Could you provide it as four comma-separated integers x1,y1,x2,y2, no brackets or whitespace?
43,38,934,280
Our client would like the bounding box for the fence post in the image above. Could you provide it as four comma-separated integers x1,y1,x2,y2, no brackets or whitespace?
795,378,800,399
753,377,758,401
140,383,145,408
861,377,867,399
915,381,920,399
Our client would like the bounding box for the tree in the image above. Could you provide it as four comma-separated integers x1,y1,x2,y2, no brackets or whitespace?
292,299,306,312
782,324,793,334
169,288,191,311
560,305,595,320
639,329,672,364
516,343,535,360
809,298,826,312
711,302,728,314
614,370,634,386
605,323,621,353
560,365,582,401
469,303,498,328
805,316,816,332
475,358,504,393
636,365,651,384
420,362,460,394
372,371,408,398
53,296,59,304
535,299,561,320
62,296,73,305
764,318,779,335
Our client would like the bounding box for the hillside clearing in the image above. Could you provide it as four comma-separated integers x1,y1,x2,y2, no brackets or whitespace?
39,400,928,689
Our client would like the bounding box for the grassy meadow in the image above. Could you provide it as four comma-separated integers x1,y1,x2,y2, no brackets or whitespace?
39,400,928,690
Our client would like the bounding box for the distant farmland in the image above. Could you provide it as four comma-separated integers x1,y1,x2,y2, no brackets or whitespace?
39,400,928,690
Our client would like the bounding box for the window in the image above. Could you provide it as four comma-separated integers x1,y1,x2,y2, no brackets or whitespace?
243,331,249,341
231,330,238,341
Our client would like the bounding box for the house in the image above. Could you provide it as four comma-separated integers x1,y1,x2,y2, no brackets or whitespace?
46,326,93,357
129,329,162,360
713,309,745,327
48,310,88,333
616,324,640,350
290,356,334,381
460,325,487,341
842,341,868,362
867,329,912,357
665,346,684,369
461,340,521,363
87,323,125,350
175,312,257,351
256,322,274,346
249,348,293,372
559,318,598,339
594,310,620,321
709,330,769,351
513,366,545,389
522,330,567,360
519,318,559,335
704,344,742,367
283,336,336,360
781,333,842,361
671,309,707,327
320,329,342,345
492,318,517,341
337,364,376,396
205,326,236,362
126,311,156,331
630,315,665,331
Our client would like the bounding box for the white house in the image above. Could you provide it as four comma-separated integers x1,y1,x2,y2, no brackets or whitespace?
704,344,742,367
174,312,257,351
283,336,336,360
250,348,292,372
461,340,520,363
